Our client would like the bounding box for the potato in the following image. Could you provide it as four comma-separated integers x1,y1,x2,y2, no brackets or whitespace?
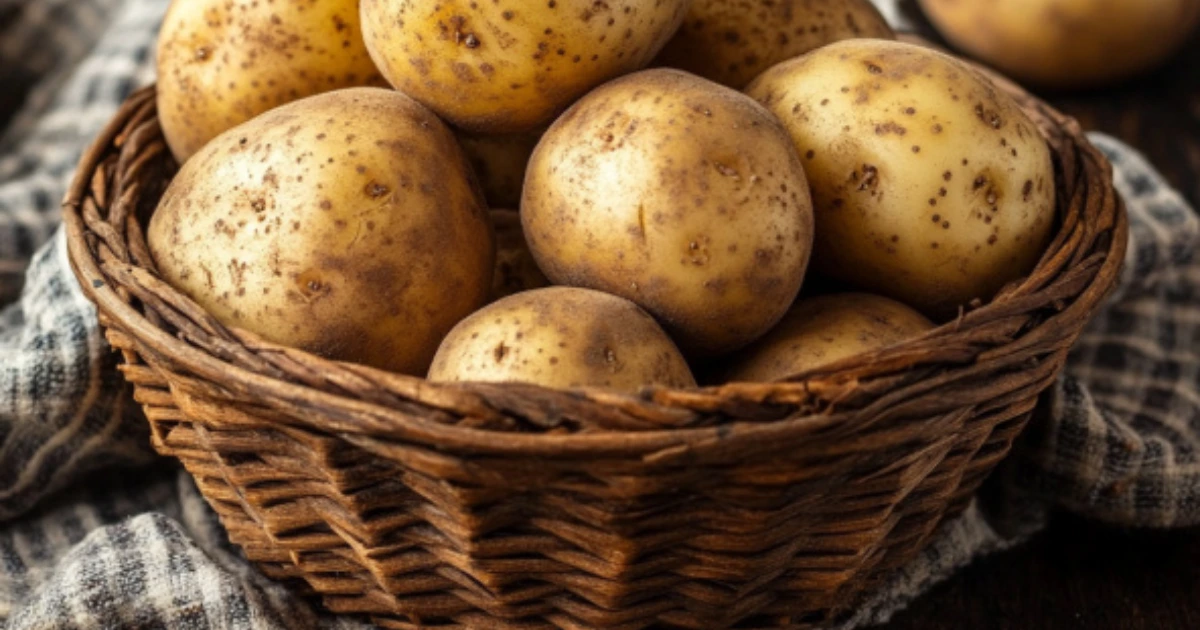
655,0,895,89
459,131,542,209
726,293,934,382
359,0,690,133
156,0,384,163
147,88,493,376
428,287,696,391
920,0,1200,89
747,40,1055,318
522,69,815,356
490,209,550,300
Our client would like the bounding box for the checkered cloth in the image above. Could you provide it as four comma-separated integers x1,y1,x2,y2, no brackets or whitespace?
0,0,1196,628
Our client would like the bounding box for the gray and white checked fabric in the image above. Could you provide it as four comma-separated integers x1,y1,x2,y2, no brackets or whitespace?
0,0,1196,628
0,0,157,303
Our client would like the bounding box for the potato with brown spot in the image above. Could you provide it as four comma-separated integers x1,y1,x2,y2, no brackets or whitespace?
458,130,543,208
655,0,895,89
148,88,494,376
429,287,696,391
522,69,815,356
156,0,384,163
727,293,934,382
360,0,690,133
490,209,549,300
920,0,1200,89
747,40,1055,318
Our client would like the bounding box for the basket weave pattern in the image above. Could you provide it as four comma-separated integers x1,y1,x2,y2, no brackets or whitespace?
64,79,1125,628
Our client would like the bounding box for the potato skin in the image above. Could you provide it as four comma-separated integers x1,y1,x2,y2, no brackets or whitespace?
359,0,690,133
655,0,894,89
489,209,550,301
148,88,494,376
522,69,815,357
920,0,1200,89
458,131,543,209
726,293,933,382
428,287,696,391
747,40,1055,318
156,0,384,163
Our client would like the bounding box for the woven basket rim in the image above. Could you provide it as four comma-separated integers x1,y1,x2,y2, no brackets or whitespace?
63,69,1128,455
59,47,1131,627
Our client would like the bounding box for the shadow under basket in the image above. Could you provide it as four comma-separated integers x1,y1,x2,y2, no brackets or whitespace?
65,72,1126,629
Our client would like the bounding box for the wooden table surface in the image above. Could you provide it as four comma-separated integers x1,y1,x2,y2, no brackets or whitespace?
884,3,1200,628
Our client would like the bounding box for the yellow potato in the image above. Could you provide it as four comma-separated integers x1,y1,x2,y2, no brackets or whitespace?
360,0,690,133
148,88,493,376
920,0,1200,89
156,0,383,163
656,0,895,88
522,69,815,356
429,287,696,391
747,40,1055,318
490,209,550,301
458,131,542,209
727,293,934,382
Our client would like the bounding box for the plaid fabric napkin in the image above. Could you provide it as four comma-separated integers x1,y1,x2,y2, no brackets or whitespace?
0,1,1196,628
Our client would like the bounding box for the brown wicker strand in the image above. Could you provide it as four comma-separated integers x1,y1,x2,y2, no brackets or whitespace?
62,71,1126,629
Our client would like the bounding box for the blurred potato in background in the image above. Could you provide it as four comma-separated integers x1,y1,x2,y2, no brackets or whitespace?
919,0,1200,89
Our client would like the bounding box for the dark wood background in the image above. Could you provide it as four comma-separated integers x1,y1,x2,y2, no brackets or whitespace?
884,3,1200,629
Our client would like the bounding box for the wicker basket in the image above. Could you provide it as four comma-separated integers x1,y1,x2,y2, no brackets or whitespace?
64,68,1125,628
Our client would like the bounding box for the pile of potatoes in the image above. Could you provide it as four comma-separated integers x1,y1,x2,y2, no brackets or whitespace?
147,0,1057,393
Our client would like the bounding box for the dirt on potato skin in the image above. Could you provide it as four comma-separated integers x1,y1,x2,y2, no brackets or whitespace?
360,0,690,133
522,69,815,357
655,0,896,89
746,40,1056,320
726,292,935,383
428,287,696,391
149,88,494,377
156,0,385,163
